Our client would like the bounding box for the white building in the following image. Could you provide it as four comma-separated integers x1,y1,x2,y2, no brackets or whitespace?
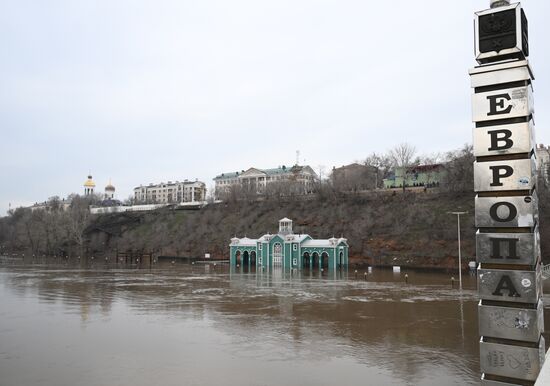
29,198,72,212
213,164,318,200
133,180,206,204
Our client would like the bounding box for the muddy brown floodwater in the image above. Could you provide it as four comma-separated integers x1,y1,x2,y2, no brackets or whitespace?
1,260,549,386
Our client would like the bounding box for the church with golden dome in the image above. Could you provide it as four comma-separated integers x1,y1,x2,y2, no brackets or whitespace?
83,175,117,200
104,179,115,199
83,175,96,196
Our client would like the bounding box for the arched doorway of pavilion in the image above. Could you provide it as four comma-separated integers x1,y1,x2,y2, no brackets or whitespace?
235,250,242,266
312,252,320,269
250,251,257,266
303,252,311,269
243,251,250,267
339,251,344,269
321,252,329,270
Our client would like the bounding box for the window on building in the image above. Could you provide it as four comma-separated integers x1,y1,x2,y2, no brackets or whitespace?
293,244,297,251
258,244,262,251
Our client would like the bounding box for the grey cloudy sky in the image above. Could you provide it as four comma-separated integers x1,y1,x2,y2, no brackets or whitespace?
1,0,549,214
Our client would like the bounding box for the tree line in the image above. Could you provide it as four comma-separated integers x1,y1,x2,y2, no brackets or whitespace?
0,143,481,258
0,195,97,257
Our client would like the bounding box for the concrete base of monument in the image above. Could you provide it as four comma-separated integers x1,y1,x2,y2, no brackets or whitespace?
536,356,550,386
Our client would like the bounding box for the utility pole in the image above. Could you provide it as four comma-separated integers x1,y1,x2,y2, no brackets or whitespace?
449,211,467,291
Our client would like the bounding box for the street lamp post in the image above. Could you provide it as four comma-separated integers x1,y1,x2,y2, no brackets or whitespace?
449,211,467,291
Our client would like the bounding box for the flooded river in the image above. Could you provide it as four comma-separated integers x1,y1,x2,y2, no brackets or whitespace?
1,260,549,386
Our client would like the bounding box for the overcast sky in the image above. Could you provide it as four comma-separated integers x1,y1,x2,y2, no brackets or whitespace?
1,0,549,214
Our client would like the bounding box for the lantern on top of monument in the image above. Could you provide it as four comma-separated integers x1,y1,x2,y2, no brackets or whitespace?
474,2,529,64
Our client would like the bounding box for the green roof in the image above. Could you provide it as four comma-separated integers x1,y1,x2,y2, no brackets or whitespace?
213,171,240,180
214,166,300,180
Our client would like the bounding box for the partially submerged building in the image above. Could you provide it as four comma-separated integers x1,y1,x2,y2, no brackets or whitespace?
229,218,349,270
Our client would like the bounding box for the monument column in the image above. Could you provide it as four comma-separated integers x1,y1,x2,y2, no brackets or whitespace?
470,1,545,384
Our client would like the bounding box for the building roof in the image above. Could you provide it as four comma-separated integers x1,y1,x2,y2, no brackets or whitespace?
232,234,345,247
284,234,310,243
214,165,318,180
133,180,205,190
302,238,348,247
214,171,241,180
302,239,332,247
232,237,257,247
98,198,122,207
333,163,376,171
263,167,289,176
402,164,444,173
105,179,115,191
84,175,96,187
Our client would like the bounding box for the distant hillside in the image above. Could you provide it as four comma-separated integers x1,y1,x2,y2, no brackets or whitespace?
2,189,548,270
84,189,549,269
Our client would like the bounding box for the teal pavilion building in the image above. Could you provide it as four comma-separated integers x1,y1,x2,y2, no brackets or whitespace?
230,218,349,270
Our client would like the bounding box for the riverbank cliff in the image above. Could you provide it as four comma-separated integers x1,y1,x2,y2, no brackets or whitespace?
3,189,548,270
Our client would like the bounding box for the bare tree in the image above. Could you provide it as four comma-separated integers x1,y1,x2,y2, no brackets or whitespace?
442,144,474,193
364,152,394,188
389,143,417,167
65,195,93,256
418,152,445,165
123,195,136,206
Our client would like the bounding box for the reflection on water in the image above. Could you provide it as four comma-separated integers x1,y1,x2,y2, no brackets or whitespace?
1,260,547,386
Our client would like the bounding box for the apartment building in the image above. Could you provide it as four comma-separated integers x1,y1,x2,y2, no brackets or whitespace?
133,180,206,204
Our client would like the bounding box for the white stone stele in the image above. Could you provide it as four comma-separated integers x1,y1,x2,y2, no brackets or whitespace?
480,337,545,382
471,85,534,123
474,2,545,384
471,62,545,385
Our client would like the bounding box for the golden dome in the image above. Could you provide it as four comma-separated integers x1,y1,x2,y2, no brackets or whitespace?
84,175,96,188
105,179,115,191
